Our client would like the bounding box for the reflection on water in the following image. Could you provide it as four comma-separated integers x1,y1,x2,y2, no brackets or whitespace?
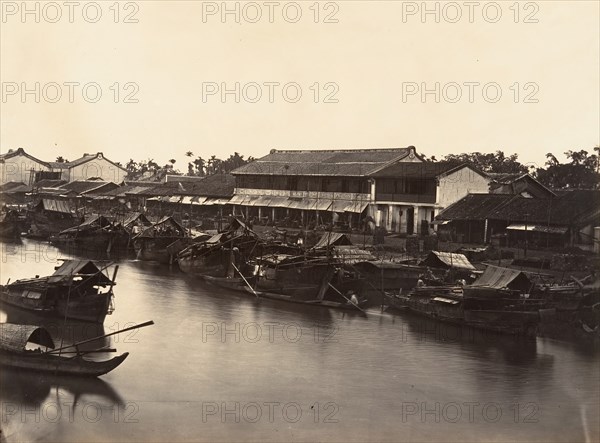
1,239,599,442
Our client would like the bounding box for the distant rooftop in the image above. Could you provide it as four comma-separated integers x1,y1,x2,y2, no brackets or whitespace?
232,146,419,176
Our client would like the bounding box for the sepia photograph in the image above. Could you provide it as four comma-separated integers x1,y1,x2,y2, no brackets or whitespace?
0,1,599,442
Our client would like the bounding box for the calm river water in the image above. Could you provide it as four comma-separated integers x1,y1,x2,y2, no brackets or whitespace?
0,239,599,442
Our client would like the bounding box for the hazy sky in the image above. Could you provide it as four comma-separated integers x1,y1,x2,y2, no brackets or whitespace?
1,0,598,171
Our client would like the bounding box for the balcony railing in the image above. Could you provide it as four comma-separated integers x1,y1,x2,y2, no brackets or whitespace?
375,193,436,204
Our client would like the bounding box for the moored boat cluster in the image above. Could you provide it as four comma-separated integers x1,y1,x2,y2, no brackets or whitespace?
1,211,599,377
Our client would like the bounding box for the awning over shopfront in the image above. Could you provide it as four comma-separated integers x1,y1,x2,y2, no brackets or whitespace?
313,199,333,211
181,196,207,205
330,201,369,213
228,195,246,205
227,195,367,213
253,196,273,206
331,201,353,212
345,201,369,213
205,198,231,205
506,224,568,234
268,197,290,208
148,196,182,203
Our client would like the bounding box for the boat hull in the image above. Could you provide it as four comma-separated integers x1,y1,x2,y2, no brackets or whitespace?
0,287,112,324
390,287,541,337
51,233,130,255
0,350,128,377
0,221,20,239
246,288,367,311
134,237,183,263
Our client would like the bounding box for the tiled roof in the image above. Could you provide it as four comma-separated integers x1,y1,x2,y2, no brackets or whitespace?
487,172,527,183
437,194,516,221
49,153,127,171
99,184,154,197
372,162,484,178
66,154,97,167
438,191,600,227
0,182,28,192
165,175,206,183
231,147,415,176
0,148,49,166
487,173,556,197
138,174,235,198
83,182,120,195
58,180,112,194
2,183,32,193
490,190,600,226
33,179,68,188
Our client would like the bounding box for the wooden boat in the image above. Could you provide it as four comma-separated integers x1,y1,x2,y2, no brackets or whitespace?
0,324,127,377
123,212,152,235
132,216,188,263
249,252,367,307
178,218,261,277
0,210,22,239
353,260,425,300
389,287,542,337
387,265,547,337
50,215,130,255
243,287,368,311
0,321,153,377
202,274,251,292
26,199,79,239
0,260,118,323
461,287,544,336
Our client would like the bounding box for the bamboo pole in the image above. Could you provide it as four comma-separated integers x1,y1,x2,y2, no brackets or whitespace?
47,321,154,354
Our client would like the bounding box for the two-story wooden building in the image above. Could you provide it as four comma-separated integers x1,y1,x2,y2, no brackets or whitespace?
230,147,490,234
370,162,490,234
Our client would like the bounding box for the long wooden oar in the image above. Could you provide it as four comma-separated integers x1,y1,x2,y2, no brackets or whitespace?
47,320,154,354
231,262,259,298
58,348,117,354
327,282,367,314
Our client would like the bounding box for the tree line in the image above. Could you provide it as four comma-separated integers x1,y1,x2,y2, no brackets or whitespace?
425,147,600,190
119,152,255,182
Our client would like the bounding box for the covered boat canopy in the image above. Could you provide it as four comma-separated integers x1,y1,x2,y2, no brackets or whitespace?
419,251,476,271
224,218,258,237
0,323,55,352
58,215,112,234
313,232,352,249
256,253,300,266
331,246,375,264
35,199,74,214
123,212,151,228
135,216,187,238
48,260,113,285
473,264,532,292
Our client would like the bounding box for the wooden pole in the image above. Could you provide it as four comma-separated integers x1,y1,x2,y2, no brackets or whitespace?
327,282,367,314
231,262,258,298
48,321,154,354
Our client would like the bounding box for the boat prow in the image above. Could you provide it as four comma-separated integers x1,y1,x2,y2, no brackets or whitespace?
0,349,130,377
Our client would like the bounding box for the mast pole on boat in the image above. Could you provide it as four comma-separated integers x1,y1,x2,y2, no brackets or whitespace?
47,320,155,354
111,265,119,287
327,282,367,314
58,263,76,357
231,262,259,298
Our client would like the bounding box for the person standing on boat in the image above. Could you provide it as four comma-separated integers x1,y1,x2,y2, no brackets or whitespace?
346,290,359,306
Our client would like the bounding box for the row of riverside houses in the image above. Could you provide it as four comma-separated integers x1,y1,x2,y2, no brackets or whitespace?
0,148,128,184
1,146,598,251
